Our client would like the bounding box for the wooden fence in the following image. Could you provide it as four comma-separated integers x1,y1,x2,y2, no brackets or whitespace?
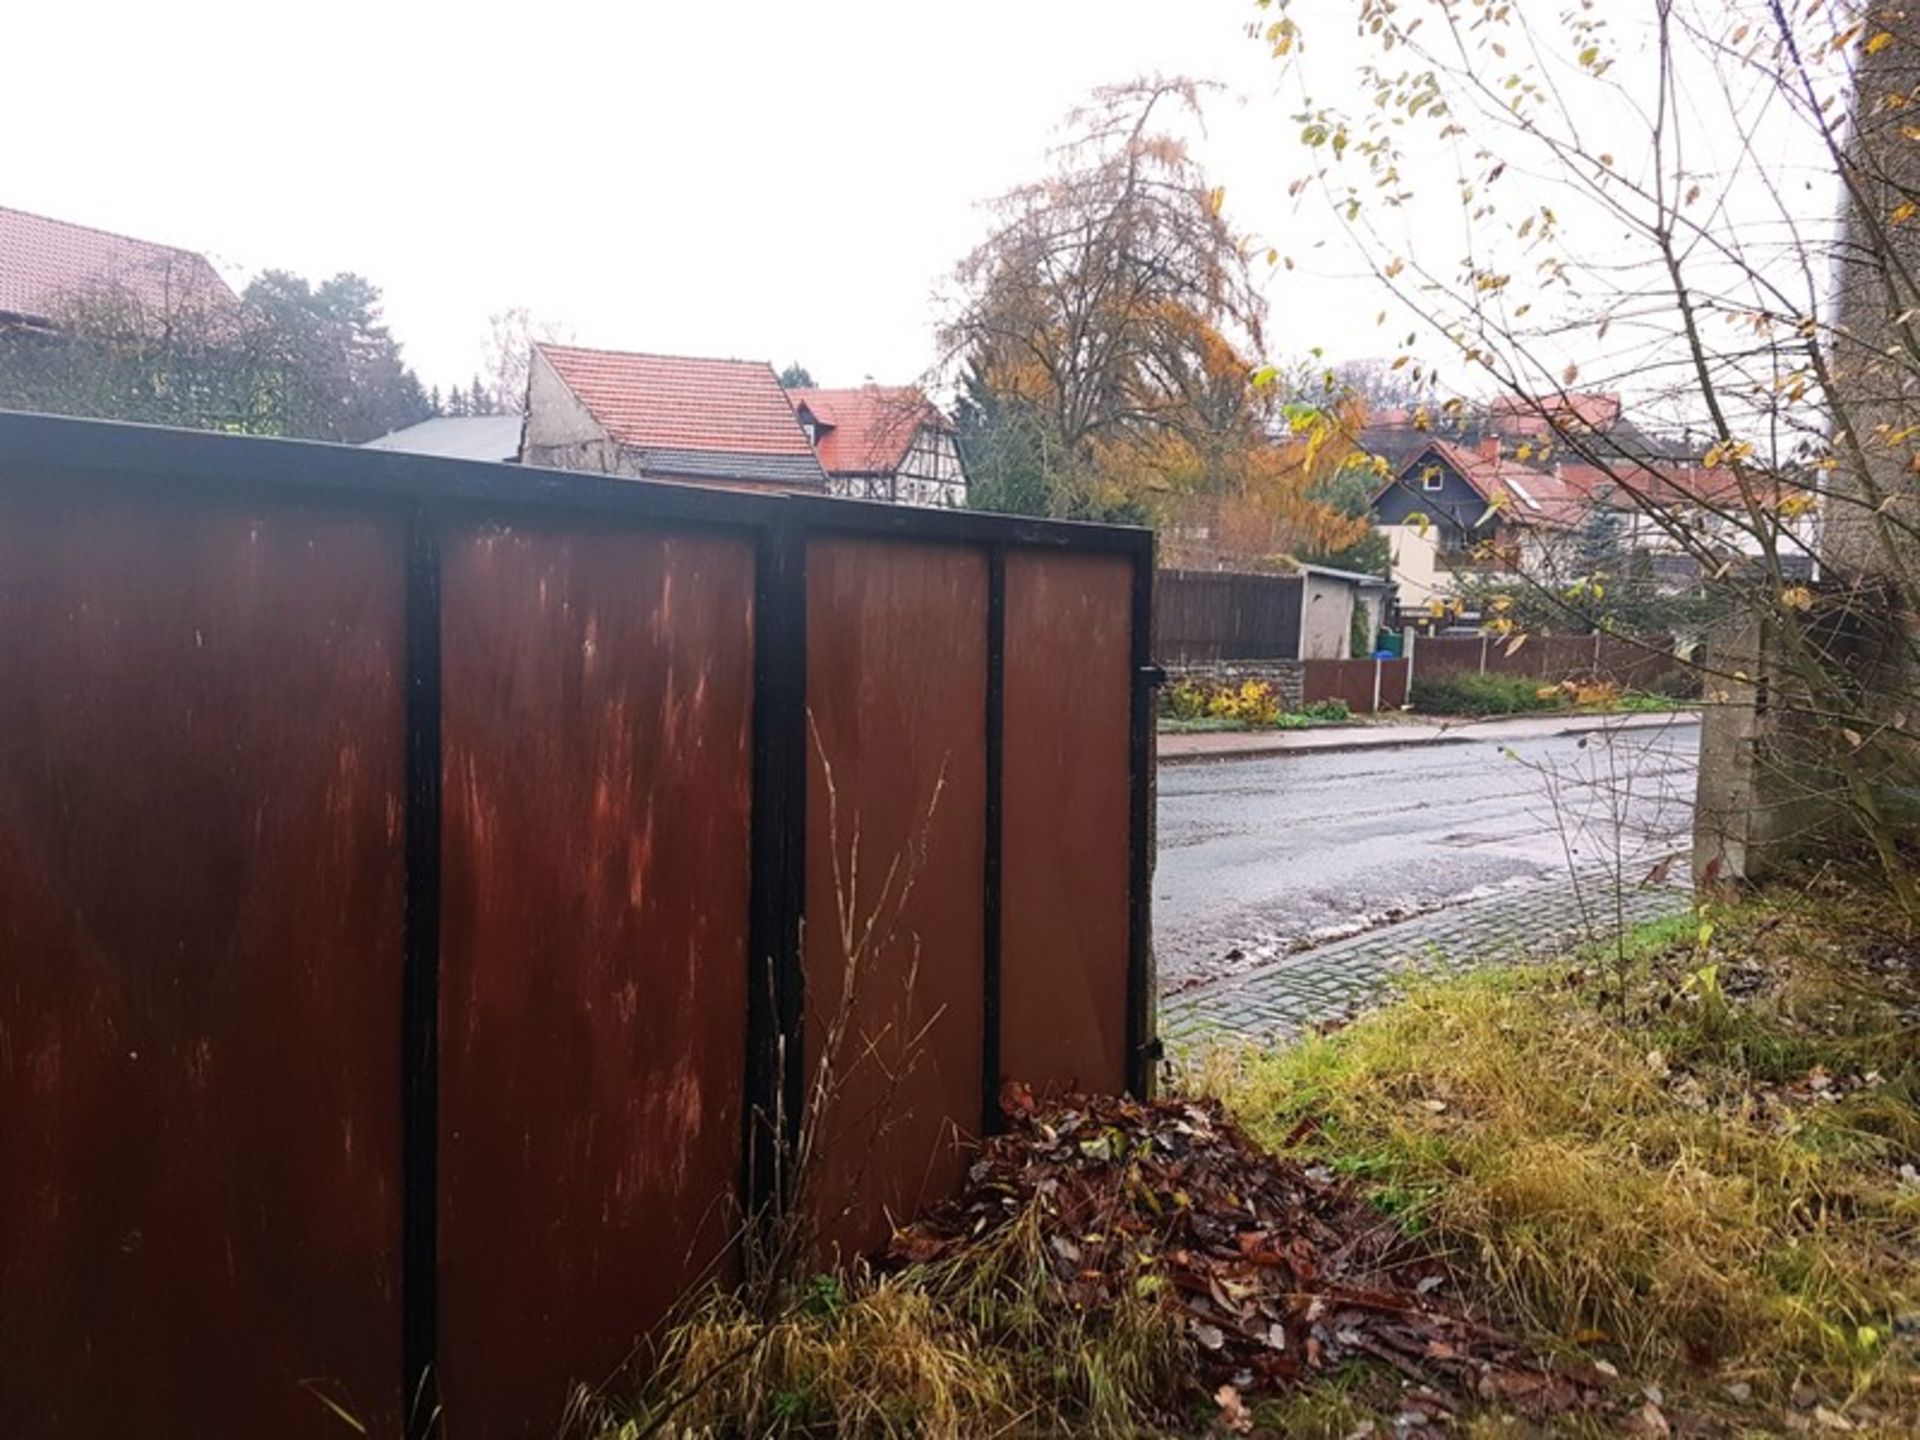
1153,568,1303,662
1301,657,1412,713
0,412,1156,1439
1412,631,1675,688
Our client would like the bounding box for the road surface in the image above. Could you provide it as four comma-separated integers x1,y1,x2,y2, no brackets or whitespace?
1155,717,1700,992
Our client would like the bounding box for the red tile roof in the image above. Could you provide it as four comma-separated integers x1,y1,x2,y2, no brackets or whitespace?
1488,391,1623,436
0,205,234,325
788,385,941,476
1555,460,1755,511
536,342,819,459
1423,441,1586,529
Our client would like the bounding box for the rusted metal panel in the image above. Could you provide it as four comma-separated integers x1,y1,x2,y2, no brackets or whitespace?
803,538,987,1260
437,521,755,1436
999,552,1134,1098
0,479,407,1438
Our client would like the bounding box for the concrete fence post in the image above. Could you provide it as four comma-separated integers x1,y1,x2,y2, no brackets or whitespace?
1479,634,1489,674
1403,626,1417,700
1371,658,1383,713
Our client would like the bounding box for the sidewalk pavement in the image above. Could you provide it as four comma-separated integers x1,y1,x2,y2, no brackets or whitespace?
1158,708,1700,763
1162,869,1694,1047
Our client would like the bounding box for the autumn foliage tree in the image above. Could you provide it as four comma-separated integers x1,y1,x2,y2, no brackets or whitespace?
945,77,1369,563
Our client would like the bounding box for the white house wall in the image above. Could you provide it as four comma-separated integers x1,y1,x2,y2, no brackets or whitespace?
827,425,968,507
1382,524,1445,609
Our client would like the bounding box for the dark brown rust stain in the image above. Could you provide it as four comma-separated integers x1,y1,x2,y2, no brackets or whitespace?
0,478,407,1438
803,538,987,1261
437,521,755,1438
1000,551,1133,1097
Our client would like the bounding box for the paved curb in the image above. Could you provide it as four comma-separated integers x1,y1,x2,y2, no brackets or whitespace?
1161,875,1696,1046
1157,710,1700,764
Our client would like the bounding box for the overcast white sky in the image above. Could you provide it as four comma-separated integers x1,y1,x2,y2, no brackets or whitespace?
5,0,1840,419
8,0,1394,393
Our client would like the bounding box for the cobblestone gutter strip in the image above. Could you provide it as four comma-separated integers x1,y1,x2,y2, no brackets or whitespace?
1161,875,1695,1048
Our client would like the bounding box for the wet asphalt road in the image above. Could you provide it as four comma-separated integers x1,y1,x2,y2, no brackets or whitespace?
1154,719,1700,990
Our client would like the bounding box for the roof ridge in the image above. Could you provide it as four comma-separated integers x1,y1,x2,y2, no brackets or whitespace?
0,203,212,263
534,340,777,372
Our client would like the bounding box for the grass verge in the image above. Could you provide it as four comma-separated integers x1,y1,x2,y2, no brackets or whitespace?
595,1210,1183,1438
594,877,1915,1437
1195,880,1920,1434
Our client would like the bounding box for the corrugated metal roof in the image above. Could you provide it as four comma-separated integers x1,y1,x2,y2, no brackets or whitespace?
362,414,524,463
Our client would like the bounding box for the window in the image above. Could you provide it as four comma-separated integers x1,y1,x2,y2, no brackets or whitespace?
1421,465,1445,491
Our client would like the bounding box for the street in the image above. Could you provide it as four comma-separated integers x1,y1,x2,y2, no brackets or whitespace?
1156,717,1700,992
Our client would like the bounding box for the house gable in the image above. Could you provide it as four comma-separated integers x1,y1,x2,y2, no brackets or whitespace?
788,385,968,506
524,343,826,490
523,347,628,474
1373,446,1495,544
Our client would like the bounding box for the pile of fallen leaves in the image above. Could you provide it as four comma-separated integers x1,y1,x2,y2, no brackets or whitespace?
890,1086,1609,1430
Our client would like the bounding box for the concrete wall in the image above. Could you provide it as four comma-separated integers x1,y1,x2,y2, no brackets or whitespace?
1357,588,1390,648
1693,18,1920,884
1693,613,1841,882
1299,572,1357,659
520,350,635,476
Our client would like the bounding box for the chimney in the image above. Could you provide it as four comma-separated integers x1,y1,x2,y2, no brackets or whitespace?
1479,435,1500,462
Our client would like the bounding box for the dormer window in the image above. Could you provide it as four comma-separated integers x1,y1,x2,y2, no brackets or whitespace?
794,402,821,447
1421,466,1445,491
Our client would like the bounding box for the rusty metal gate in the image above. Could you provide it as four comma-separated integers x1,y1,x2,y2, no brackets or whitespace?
0,411,1156,1438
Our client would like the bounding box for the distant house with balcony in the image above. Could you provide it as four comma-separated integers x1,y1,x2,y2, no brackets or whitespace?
1366,393,1779,612
1372,438,1584,609
787,385,966,507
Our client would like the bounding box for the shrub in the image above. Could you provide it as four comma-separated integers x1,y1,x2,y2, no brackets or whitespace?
1645,667,1704,700
1409,671,1564,716
1163,678,1210,721
1161,677,1282,726
1299,698,1351,722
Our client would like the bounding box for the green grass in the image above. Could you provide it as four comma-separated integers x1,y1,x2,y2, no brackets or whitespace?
1192,887,1920,1432
1158,701,1352,734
